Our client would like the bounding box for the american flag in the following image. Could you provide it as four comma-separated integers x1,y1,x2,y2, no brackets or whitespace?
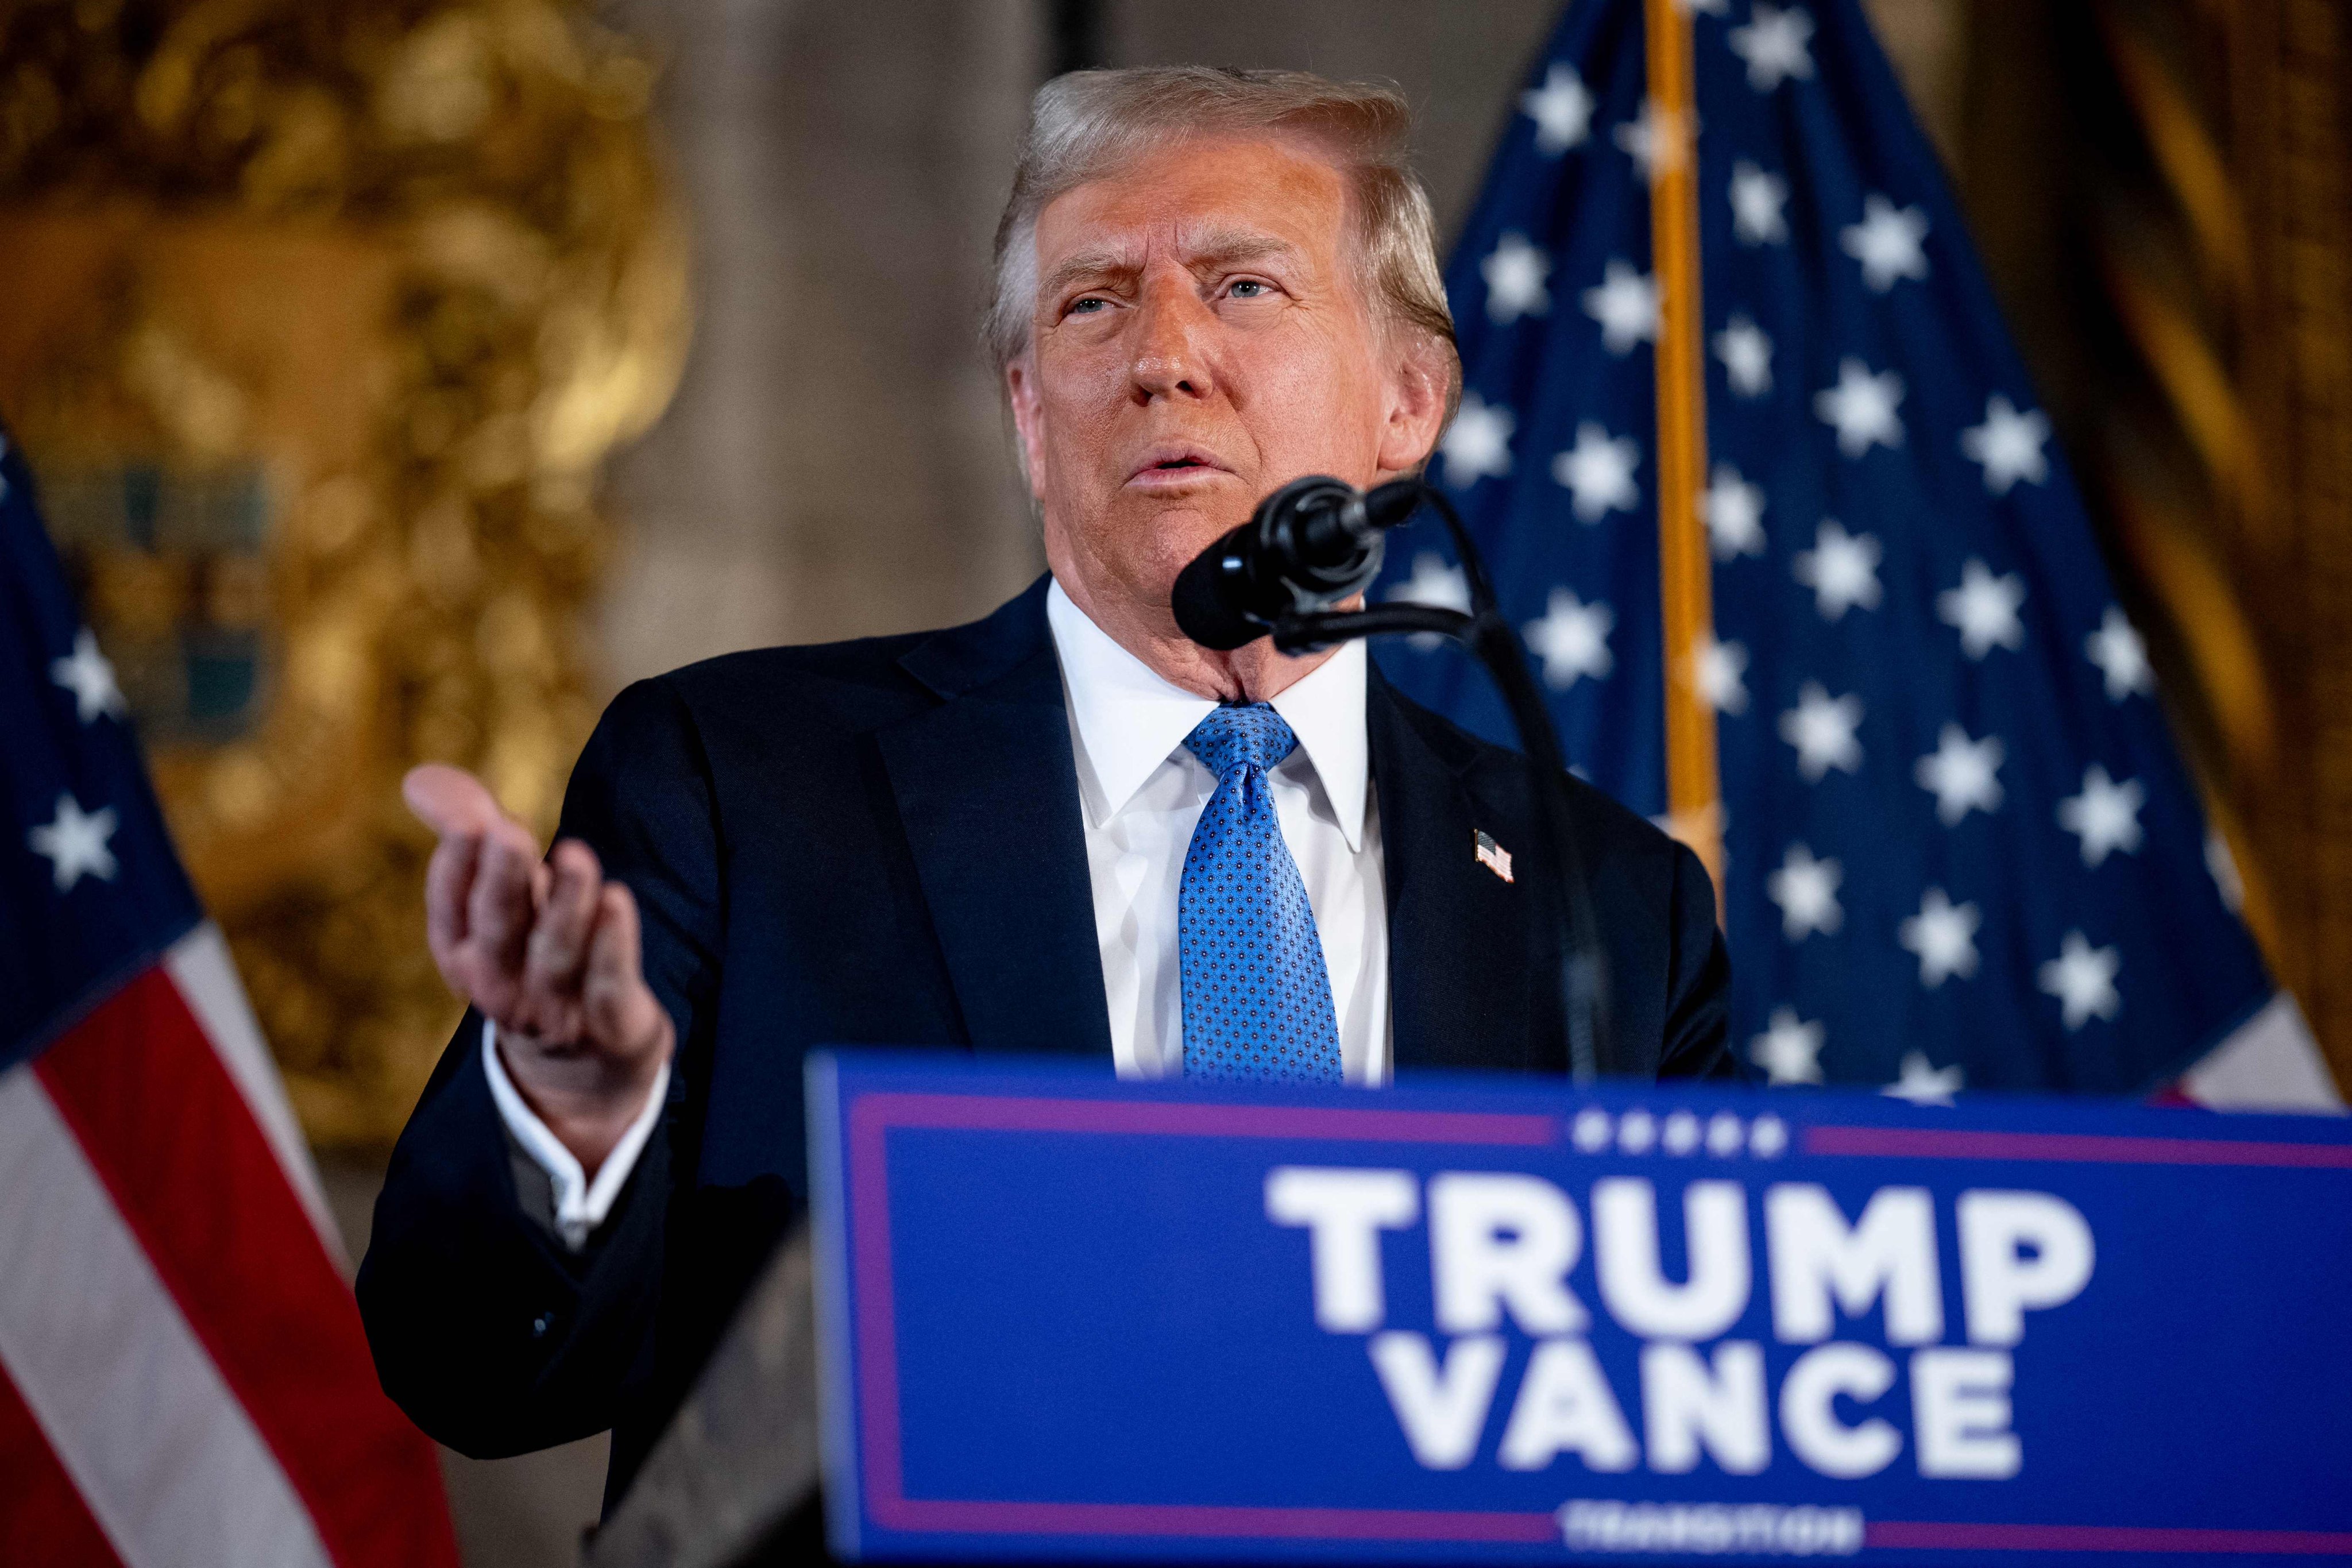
1376,0,2338,1105
0,426,457,1565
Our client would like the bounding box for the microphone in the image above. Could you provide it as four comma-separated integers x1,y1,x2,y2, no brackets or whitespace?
1171,475,1423,650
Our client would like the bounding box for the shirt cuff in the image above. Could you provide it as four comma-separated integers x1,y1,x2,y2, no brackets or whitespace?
481,1019,670,1252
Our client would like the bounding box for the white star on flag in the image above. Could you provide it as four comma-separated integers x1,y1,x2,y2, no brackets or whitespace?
1814,358,1906,456
1613,98,1691,179
1389,552,1470,650
1840,194,1931,291
1390,552,1469,613
50,627,126,723
29,792,121,891
1766,843,1843,940
2040,930,2122,1030
1793,519,1883,620
1582,259,1659,355
1703,462,1767,559
1883,1051,1965,1106
1781,682,1864,781
1714,314,1774,397
1552,422,1642,522
1440,392,1514,488
1481,231,1552,323
1525,588,1615,688
2058,764,2146,866
1750,1006,1825,1085
1937,558,2026,658
2086,606,2154,700
1693,631,1749,715
1729,160,1790,246
1520,64,1594,155
1900,887,1982,987
1728,3,1816,92
1915,723,2005,825
1960,394,2052,495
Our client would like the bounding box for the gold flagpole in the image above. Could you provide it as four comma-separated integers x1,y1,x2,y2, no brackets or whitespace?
1644,0,1725,901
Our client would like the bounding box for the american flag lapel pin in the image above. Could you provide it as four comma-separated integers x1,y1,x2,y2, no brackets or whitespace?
1474,829,1514,883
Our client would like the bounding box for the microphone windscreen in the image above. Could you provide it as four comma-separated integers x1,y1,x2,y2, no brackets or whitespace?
1171,540,1265,650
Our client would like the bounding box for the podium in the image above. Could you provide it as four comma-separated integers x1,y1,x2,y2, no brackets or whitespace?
593,1052,2352,1566
584,1229,822,1567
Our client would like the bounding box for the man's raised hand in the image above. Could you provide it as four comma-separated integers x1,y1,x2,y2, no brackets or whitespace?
404,763,673,1175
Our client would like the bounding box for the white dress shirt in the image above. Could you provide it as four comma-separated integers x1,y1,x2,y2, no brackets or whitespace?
489,577,1391,1246
1047,580,1391,1084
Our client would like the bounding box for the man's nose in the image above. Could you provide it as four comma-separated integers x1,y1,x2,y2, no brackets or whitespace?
1128,280,1218,404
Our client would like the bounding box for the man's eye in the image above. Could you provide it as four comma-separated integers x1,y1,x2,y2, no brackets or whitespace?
1067,296,1109,315
1229,280,1272,299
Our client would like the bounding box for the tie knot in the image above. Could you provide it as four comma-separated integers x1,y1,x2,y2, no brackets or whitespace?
1184,703,1299,781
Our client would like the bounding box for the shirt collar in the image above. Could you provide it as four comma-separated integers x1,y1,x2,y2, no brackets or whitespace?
1045,577,1370,851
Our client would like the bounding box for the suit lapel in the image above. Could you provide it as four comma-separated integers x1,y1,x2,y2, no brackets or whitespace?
1369,671,1536,1076
877,580,1113,1060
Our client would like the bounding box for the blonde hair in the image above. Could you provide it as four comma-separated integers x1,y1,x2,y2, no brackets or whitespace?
987,65,1459,411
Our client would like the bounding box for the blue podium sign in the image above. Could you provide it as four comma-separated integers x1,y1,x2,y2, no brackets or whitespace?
806,1054,2352,1564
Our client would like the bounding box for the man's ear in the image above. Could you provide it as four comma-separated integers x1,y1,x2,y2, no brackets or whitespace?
1374,335,1455,479
1005,355,1049,497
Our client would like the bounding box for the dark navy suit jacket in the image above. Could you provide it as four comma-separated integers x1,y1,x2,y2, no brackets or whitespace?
357,577,1733,1505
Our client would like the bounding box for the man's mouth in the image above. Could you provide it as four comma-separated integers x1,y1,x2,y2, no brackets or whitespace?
1127,447,1230,488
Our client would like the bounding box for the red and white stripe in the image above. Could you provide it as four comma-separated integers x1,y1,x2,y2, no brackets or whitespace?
0,924,458,1567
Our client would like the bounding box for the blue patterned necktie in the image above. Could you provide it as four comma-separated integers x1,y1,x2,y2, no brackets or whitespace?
1177,704,1345,1083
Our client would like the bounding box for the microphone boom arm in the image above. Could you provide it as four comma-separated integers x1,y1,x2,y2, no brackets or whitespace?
1270,483,1617,1082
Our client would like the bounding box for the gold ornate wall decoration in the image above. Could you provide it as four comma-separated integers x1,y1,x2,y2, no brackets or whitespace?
0,0,689,1149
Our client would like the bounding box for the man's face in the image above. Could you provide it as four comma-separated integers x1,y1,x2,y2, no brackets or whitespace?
1007,134,1444,641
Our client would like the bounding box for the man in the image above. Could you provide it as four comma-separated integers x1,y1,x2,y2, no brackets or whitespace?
360,65,1733,1508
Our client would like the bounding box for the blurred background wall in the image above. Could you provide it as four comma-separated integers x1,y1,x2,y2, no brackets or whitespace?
1,0,2343,1561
